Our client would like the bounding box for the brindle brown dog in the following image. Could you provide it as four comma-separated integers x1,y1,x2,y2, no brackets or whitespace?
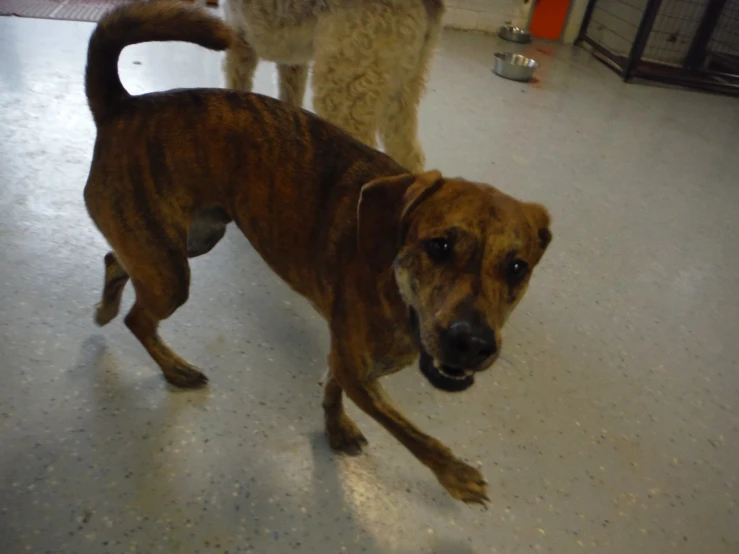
84,2,552,504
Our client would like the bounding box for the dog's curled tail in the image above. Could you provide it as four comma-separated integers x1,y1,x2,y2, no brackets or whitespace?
85,1,233,125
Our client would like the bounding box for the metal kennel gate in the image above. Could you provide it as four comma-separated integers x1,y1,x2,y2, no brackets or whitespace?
577,0,739,95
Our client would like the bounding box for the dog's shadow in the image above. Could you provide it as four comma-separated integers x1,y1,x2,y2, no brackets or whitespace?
65,335,477,553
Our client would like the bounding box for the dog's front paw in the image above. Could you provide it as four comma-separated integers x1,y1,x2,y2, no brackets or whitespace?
164,362,209,389
434,458,489,505
94,301,119,326
326,414,368,456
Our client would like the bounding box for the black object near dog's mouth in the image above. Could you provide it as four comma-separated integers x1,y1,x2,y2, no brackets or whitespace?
409,308,476,393
419,350,475,392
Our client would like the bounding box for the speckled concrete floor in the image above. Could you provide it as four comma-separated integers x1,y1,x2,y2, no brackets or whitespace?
1,13,738,554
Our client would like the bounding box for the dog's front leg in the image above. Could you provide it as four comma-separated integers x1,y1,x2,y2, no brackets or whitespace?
330,349,489,504
323,369,368,456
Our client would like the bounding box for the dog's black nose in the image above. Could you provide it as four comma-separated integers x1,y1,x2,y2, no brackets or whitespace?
443,320,497,368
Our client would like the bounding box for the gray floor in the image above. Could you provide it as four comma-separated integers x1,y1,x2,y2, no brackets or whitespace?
1,14,738,554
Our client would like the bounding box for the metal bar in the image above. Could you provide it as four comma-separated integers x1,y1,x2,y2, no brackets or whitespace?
685,0,730,70
631,69,739,96
622,0,664,81
706,52,739,75
576,0,598,44
580,35,739,96
580,35,628,76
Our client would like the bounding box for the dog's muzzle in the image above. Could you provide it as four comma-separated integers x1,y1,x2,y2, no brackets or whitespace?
409,308,491,393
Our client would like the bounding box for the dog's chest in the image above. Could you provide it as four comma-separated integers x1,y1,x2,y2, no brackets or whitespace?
368,330,418,379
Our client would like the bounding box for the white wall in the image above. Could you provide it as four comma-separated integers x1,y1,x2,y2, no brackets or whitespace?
443,0,588,45
443,0,737,57
443,0,533,33
562,0,589,44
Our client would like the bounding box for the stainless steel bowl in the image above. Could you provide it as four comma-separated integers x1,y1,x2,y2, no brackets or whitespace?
498,25,531,44
493,52,539,82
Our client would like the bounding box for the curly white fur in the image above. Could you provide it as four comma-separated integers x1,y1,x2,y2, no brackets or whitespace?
223,0,444,172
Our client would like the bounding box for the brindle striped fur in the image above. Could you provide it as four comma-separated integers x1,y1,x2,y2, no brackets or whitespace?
84,2,551,505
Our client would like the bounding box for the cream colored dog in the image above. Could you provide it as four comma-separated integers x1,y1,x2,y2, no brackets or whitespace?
223,0,444,172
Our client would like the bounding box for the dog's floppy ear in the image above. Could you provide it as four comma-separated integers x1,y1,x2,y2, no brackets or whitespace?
524,202,552,264
358,170,444,273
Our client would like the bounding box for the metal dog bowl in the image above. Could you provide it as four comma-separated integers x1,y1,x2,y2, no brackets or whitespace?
493,52,539,82
498,25,531,44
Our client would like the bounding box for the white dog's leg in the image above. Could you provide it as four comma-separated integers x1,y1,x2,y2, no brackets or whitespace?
223,32,259,91
277,64,309,107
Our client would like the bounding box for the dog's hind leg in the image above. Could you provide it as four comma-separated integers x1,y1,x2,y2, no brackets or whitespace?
379,13,440,172
122,254,208,388
95,251,130,326
379,85,425,173
101,218,207,388
312,41,385,148
224,31,259,91
277,64,308,107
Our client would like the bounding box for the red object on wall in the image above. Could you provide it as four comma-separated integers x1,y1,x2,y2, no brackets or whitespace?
529,0,572,41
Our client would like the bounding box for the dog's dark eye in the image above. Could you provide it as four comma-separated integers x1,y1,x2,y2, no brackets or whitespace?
506,258,529,284
425,238,452,263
